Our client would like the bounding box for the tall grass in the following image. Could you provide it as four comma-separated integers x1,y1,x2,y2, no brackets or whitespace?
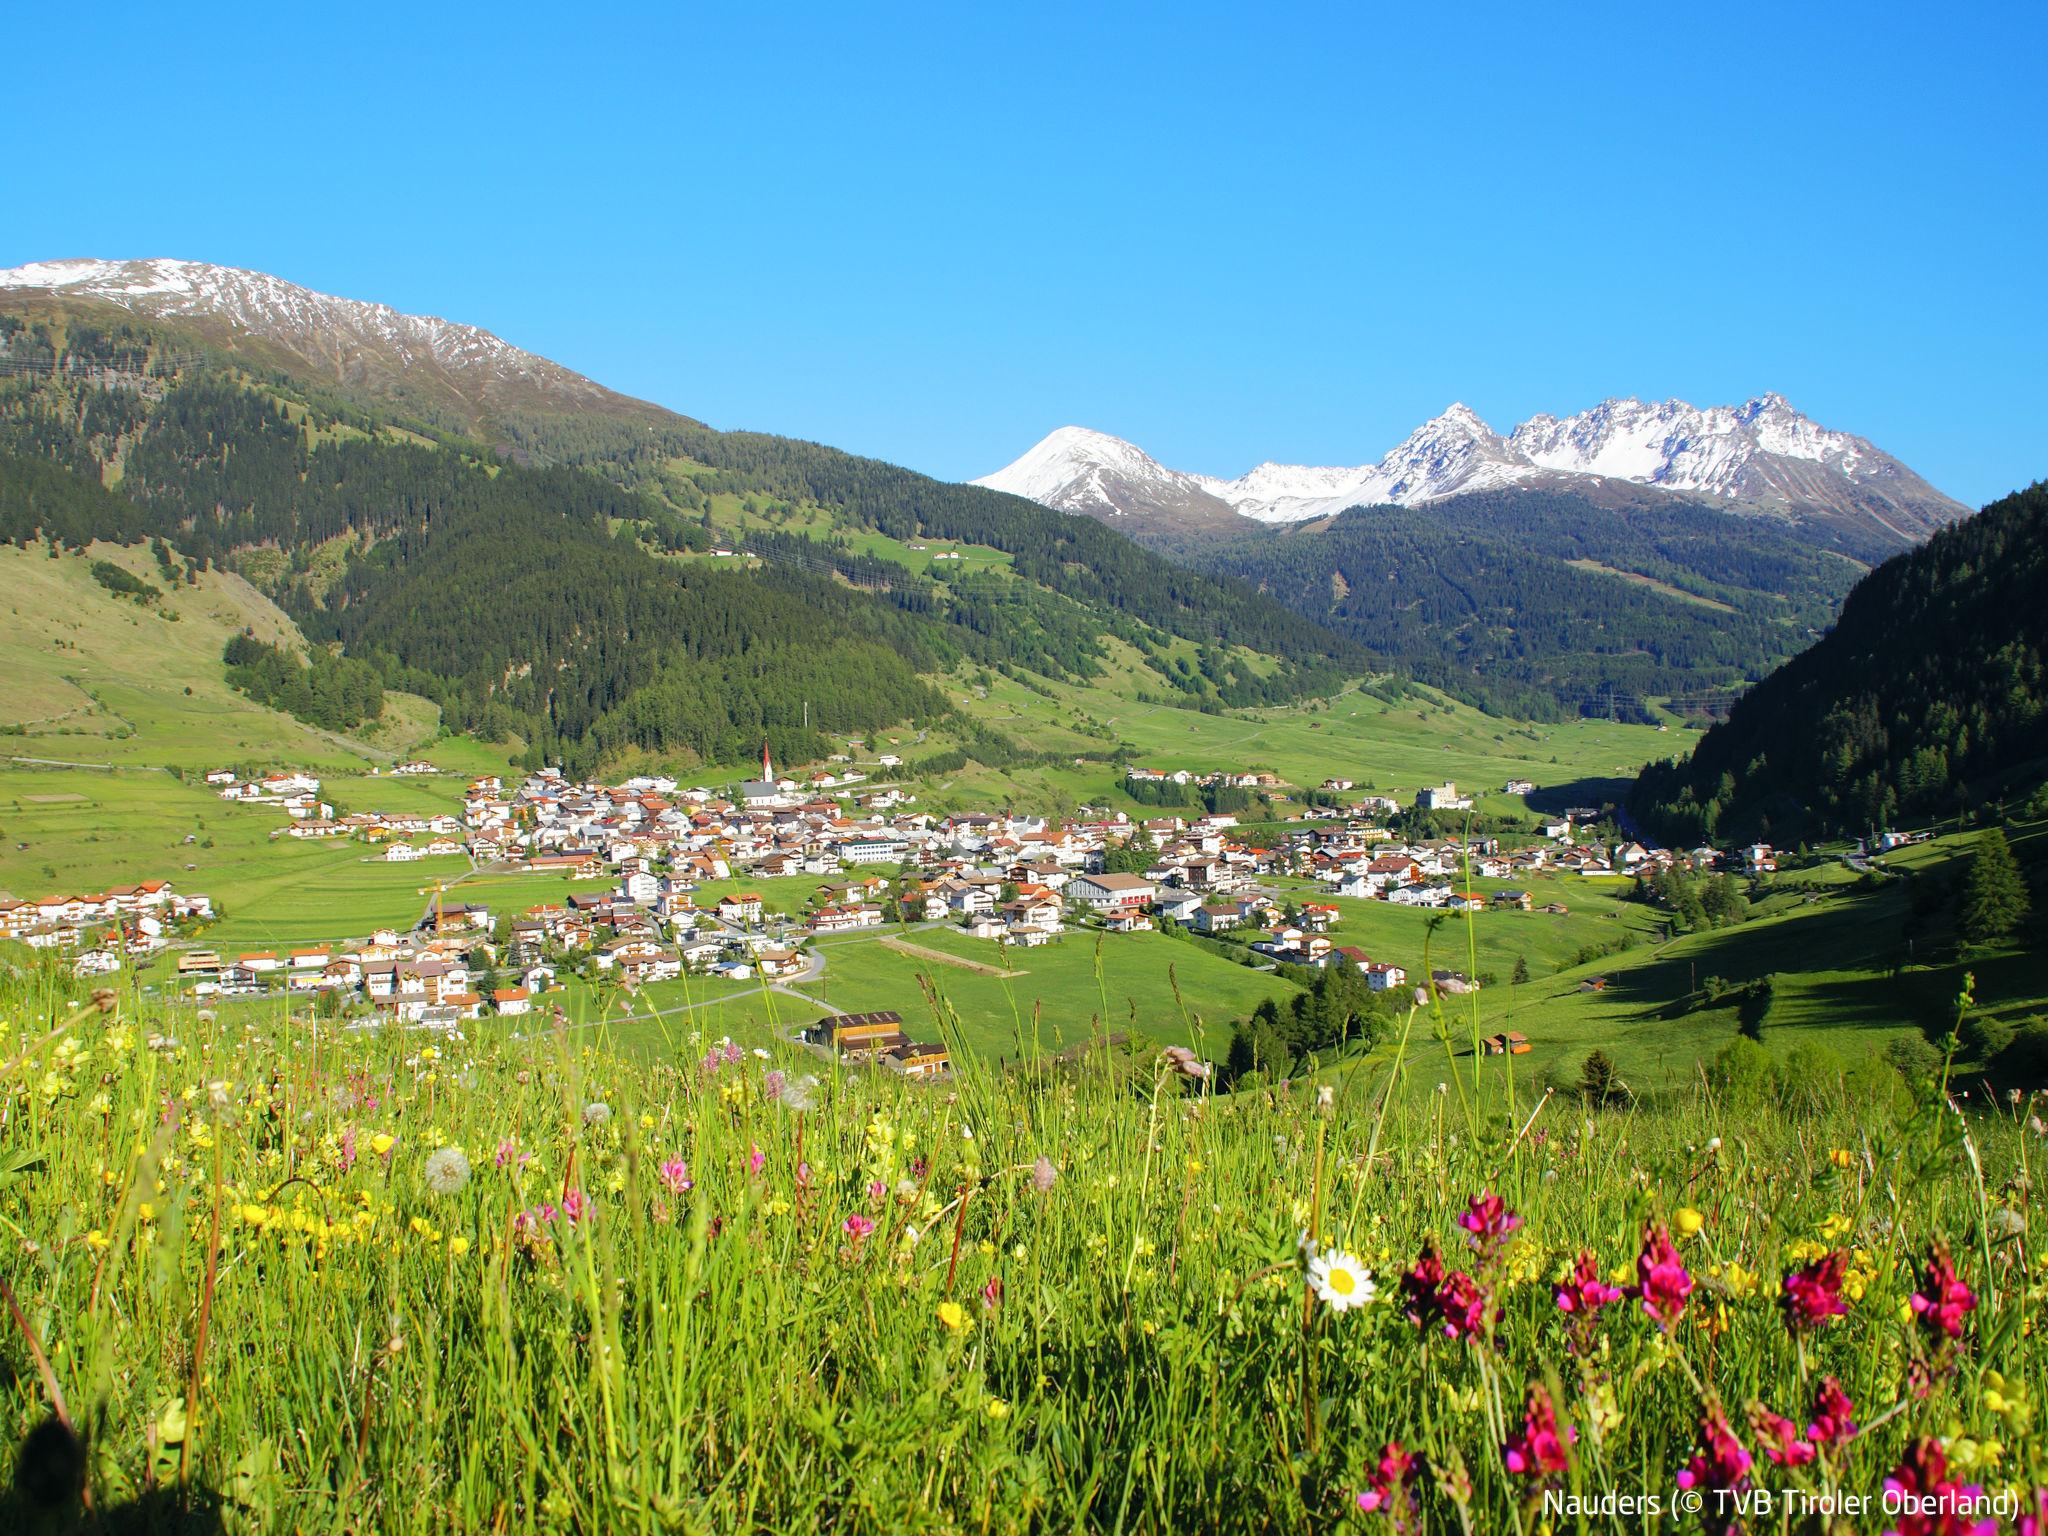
0,965,2039,1533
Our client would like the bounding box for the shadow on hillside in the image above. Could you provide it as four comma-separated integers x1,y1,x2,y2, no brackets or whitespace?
1524,778,1631,816
3,1418,225,1536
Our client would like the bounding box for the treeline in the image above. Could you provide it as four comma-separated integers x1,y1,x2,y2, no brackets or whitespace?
0,448,152,548
223,633,385,731
310,475,949,774
1122,777,1264,815
534,416,1372,704
1220,965,1392,1085
1631,481,2044,843
1193,489,1855,721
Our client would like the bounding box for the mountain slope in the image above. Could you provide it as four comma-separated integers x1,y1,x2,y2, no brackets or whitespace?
979,397,1968,556
972,425,1253,534
0,257,659,434
1196,487,1860,722
1631,480,2048,841
0,269,1372,771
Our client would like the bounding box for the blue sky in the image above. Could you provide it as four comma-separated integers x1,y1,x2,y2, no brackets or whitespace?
5,2,2043,505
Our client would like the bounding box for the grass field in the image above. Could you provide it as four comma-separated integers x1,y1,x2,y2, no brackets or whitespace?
800,926,1300,1059
0,970,2033,1532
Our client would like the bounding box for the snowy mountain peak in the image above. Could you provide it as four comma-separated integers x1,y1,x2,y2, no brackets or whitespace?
972,426,1243,524
977,393,1968,548
1427,402,1499,440
0,256,621,417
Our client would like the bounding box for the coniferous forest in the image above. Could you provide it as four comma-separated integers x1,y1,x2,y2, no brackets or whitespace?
1630,480,2048,842
0,311,1368,771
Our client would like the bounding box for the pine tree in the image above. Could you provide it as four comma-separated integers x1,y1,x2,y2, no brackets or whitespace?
1960,828,2031,944
1511,955,1530,986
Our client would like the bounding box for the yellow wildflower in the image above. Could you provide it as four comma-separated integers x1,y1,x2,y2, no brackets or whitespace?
936,1300,971,1333
1673,1207,1705,1239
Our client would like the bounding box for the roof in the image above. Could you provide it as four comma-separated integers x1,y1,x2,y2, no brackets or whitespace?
1078,873,1154,891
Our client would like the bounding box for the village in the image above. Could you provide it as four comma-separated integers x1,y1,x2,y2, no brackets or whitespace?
2,745,1813,1079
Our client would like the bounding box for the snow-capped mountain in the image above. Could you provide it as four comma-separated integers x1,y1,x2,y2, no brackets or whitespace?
977,397,1969,549
0,257,637,424
971,425,1243,525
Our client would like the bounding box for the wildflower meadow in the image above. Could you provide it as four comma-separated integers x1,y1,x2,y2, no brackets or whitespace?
0,969,2042,1533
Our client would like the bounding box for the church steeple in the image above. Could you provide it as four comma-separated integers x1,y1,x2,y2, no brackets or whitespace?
761,740,774,782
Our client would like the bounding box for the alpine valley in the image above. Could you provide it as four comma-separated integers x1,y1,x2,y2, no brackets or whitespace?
977,402,1973,721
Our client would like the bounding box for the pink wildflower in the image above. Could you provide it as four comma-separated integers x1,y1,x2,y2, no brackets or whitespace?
1675,1410,1752,1536
842,1214,875,1242
560,1188,589,1224
1354,1441,1417,1519
980,1275,1003,1312
1502,1384,1573,1477
1781,1249,1850,1333
658,1157,692,1196
867,1178,887,1203
1435,1270,1490,1341
1633,1222,1693,1327
1909,1243,1976,1340
1456,1189,1522,1260
338,1126,358,1175
1399,1241,1446,1327
1554,1249,1623,1316
1881,1439,1999,1536
1806,1376,1857,1449
1751,1405,1816,1468
747,1142,766,1177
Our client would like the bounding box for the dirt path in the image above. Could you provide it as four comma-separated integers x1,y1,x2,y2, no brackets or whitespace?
876,935,1027,978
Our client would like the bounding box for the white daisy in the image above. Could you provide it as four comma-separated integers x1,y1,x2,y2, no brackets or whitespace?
1307,1248,1376,1312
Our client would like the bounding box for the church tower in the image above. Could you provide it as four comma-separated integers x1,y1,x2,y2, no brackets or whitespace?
761,740,774,783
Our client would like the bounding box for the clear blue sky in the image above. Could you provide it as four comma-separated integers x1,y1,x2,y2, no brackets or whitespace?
6,2,2043,506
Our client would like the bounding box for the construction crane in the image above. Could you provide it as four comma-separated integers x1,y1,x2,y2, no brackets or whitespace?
418,880,449,935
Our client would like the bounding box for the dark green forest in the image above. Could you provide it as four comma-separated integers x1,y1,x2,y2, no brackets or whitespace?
1192,489,1858,721
222,633,386,732
0,308,1372,771
1631,481,2048,842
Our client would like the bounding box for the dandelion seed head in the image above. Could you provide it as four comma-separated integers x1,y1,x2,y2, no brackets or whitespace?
423,1146,471,1196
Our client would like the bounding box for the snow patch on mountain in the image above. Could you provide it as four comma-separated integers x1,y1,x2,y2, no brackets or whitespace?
0,257,610,404
978,394,1967,540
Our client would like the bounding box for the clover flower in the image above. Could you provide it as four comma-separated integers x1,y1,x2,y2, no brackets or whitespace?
1675,1411,1753,1536
1751,1405,1816,1468
1881,1438,1997,1536
1910,1243,1976,1340
1781,1249,1850,1332
1502,1383,1573,1477
1455,1189,1522,1260
1633,1222,1693,1328
1807,1376,1857,1448
1354,1442,1417,1518
1555,1249,1623,1317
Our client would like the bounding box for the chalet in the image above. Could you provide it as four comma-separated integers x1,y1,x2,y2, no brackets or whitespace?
1493,890,1534,911
1447,891,1486,914
884,1040,951,1079
806,1011,909,1059
1504,778,1536,796
1482,1031,1532,1056
717,893,766,925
